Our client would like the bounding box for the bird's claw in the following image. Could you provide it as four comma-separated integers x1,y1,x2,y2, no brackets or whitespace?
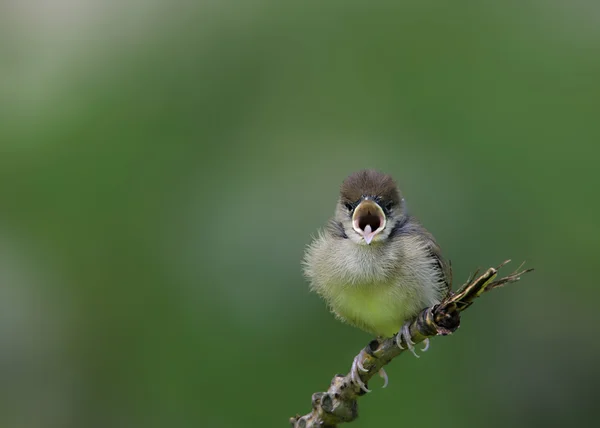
378,368,388,388
396,324,421,358
350,349,389,391
356,356,368,373
351,350,371,393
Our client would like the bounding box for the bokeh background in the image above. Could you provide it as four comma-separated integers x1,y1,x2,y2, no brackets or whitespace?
1,1,599,427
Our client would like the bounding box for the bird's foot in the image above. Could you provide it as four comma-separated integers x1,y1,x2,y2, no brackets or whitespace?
396,323,422,358
351,349,371,393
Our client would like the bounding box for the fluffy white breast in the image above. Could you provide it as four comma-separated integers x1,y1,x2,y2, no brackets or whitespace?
304,231,444,337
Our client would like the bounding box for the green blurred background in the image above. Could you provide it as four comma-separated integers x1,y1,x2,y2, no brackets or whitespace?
1,1,598,427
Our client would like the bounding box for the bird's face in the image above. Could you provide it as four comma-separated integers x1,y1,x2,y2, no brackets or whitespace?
335,170,404,245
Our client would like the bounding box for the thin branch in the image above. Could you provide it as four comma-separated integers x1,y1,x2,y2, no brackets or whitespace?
290,260,533,427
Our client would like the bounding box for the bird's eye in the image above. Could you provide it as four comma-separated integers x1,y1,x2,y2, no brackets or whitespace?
344,203,353,211
385,202,394,211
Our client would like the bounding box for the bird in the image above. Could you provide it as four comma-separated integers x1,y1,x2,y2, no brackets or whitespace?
303,169,451,392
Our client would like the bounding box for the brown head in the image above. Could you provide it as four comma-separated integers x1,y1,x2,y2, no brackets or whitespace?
335,170,405,245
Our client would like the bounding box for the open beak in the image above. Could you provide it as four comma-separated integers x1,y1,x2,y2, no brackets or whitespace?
352,199,386,244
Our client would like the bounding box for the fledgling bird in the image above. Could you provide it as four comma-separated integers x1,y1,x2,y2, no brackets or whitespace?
303,170,451,392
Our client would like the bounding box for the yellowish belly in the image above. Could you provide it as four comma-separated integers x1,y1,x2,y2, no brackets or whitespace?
332,283,417,337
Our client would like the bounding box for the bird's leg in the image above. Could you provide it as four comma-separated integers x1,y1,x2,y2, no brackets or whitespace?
350,349,371,393
396,323,420,358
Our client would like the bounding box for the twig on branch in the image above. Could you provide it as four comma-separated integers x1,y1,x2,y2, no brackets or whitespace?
290,260,533,428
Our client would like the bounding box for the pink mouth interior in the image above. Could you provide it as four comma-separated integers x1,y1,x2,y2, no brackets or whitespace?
357,211,382,232
352,201,385,243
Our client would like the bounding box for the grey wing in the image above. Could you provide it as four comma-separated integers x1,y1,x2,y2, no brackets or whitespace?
392,216,452,294
426,239,452,295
